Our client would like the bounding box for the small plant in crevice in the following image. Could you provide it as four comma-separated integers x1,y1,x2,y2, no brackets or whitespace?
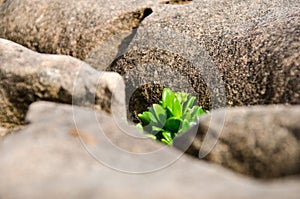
136,88,206,145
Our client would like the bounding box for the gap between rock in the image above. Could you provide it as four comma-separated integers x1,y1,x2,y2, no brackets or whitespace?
112,8,153,64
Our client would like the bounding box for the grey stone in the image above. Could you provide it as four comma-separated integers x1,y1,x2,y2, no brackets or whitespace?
107,0,300,121
0,38,125,128
0,0,158,70
0,101,300,198
174,105,300,178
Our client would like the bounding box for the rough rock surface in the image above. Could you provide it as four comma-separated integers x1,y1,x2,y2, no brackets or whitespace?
0,101,300,199
0,0,158,70
0,1,299,197
107,0,300,121
0,39,125,128
174,105,300,178
2,0,298,123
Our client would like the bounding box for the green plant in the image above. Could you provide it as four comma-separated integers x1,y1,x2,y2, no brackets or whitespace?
136,88,206,145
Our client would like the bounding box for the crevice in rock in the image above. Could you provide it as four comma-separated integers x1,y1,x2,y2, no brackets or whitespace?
112,8,153,62
139,8,153,23
86,7,153,70
160,0,192,5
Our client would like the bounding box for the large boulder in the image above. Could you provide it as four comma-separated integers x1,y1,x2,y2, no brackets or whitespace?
0,0,157,70
0,38,125,128
107,0,300,121
0,101,300,198
174,105,300,178
2,0,298,123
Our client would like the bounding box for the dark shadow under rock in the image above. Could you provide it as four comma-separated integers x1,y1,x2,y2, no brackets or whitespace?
108,47,215,122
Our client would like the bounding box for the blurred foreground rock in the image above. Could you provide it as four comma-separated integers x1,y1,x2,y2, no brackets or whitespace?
174,105,300,178
0,101,300,199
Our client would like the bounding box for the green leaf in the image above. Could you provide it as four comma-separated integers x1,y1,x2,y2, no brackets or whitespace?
161,131,173,145
198,106,205,115
161,88,169,108
147,107,159,124
161,88,175,110
179,120,190,134
162,131,172,141
152,104,167,126
172,97,182,118
190,106,202,121
138,112,151,125
183,96,196,116
136,88,206,146
183,107,191,120
162,131,171,139
175,92,188,105
152,126,164,132
161,139,171,145
164,117,181,132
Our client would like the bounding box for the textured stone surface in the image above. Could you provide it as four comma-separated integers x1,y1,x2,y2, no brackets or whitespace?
2,0,299,123
174,105,300,178
0,38,125,128
107,0,300,121
0,101,300,199
0,0,158,70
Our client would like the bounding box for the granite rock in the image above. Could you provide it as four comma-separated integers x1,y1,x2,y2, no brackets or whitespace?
107,0,300,121
0,0,157,70
0,38,125,128
174,105,300,178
